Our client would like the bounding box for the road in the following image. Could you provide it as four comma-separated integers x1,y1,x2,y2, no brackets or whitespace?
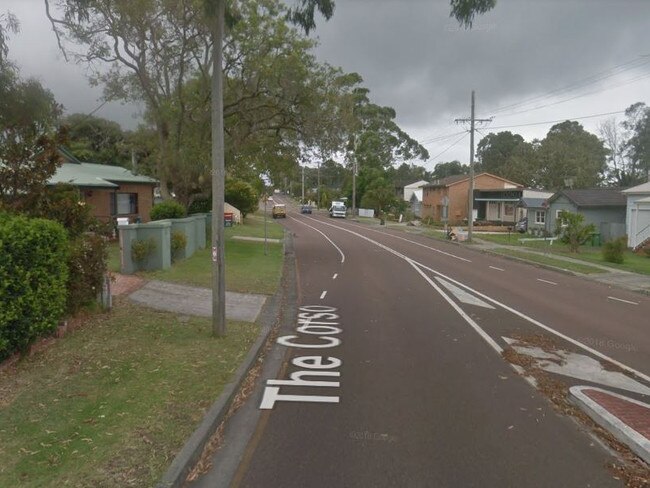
193,201,650,488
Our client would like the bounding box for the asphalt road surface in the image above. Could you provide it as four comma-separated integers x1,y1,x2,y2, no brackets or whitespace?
195,200,650,488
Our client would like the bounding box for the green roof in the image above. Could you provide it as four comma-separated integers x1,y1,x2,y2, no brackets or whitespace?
49,148,158,188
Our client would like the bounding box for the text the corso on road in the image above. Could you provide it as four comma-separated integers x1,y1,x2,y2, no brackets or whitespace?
260,305,342,409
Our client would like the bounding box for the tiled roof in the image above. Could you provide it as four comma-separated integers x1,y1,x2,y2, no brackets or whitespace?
519,197,547,208
424,174,469,187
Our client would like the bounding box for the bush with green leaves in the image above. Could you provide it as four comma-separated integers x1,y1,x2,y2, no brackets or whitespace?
131,238,157,263
171,230,187,261
602,237,627,264
188,197,211,215
0,214,69,360
225,179,258,218
66,233,108,314
555,210,596,253
150,200,187,221
38,183,96,238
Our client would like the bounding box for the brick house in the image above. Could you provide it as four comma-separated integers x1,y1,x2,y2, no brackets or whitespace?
48,148,159,223
422,173,523,224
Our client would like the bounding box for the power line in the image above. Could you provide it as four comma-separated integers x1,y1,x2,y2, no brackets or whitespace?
492,71,650,118
484,57,650,116
426,132,468,162
487,109,625,130
419,130,467,145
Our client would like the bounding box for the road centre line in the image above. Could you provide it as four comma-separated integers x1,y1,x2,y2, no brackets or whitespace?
489,266,505,271
607,296,639,306
289,216,345,263
343,221,472,263
303,215,650,384
320,291,327,300
332,273,338,280
537,278,558,285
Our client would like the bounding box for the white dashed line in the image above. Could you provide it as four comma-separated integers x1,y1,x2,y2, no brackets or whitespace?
489,266,505,271
607,296,638,306
332,273,338,280
320,291,328,300
536,278,557,286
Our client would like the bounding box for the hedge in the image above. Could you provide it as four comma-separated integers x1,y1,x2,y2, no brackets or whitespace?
150,200,186,221
0,214,69,360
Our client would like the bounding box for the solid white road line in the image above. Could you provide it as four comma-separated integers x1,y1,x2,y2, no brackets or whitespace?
303,216,650,384
332,273,338,280
607,296,638,306
289,216,345,264
489,266,505,271
409,260,503,354
320,291,328,300
344,221,472,263
536,278,558,286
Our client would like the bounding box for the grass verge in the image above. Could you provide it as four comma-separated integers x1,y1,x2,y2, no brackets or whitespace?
0,300,259,488
491,248,606,274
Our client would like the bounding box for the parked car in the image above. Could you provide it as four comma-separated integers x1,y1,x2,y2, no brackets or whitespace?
515,217,528,233
300,204,312,214
272,204,286,218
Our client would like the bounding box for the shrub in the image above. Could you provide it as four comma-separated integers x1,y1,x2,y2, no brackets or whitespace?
38,183,96,238
66,233,108,314
0,214,69,360
225,179,259,217
171,231,187,261
555,210,596,253
188,197,211,215
602,236,627,264
150,200,186,221
131,238,156,264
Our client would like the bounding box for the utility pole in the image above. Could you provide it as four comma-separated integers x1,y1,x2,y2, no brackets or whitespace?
210,0,226,337
455,90,492,243
301,165,305,204
352,136,359,218
317,160,321,209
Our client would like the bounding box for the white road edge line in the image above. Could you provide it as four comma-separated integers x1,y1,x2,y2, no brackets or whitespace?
409,260,503,354
332,273,338,280
489,266,505,271
320,291,327,300
607,296,638,306
303,215,650,384
344,221,472,263
289,216,345,263
537,278,558,286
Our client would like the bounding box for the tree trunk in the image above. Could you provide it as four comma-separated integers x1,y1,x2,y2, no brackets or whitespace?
156,119,172,200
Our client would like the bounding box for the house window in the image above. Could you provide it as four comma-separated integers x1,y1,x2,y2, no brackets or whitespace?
535,211,545,224
111,193,138,215
504,204,514,216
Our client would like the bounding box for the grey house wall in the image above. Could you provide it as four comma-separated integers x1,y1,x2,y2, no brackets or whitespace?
547,195,626,239
546,196,577,232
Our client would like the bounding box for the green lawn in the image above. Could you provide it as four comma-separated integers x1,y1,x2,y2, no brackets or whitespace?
491,248,606,274
143,215,285,295
107,241,121,273
0,301,259,488
476,233,650,275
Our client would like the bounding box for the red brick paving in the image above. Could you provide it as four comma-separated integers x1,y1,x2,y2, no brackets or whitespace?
583,388,650,440
111,273,145,296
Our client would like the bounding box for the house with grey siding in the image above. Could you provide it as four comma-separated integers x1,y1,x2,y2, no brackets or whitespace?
622,181,650,249
546,189,627,242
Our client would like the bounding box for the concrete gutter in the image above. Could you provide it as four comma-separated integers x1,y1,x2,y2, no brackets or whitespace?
156,232,293,488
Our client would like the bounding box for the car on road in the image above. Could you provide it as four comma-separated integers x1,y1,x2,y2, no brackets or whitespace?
272,204,286,218
300,205,312,214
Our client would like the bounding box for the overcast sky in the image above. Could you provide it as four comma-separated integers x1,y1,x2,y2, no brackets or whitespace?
4,0,650,169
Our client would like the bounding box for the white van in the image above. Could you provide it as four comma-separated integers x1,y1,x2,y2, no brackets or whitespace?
329,201,347,218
